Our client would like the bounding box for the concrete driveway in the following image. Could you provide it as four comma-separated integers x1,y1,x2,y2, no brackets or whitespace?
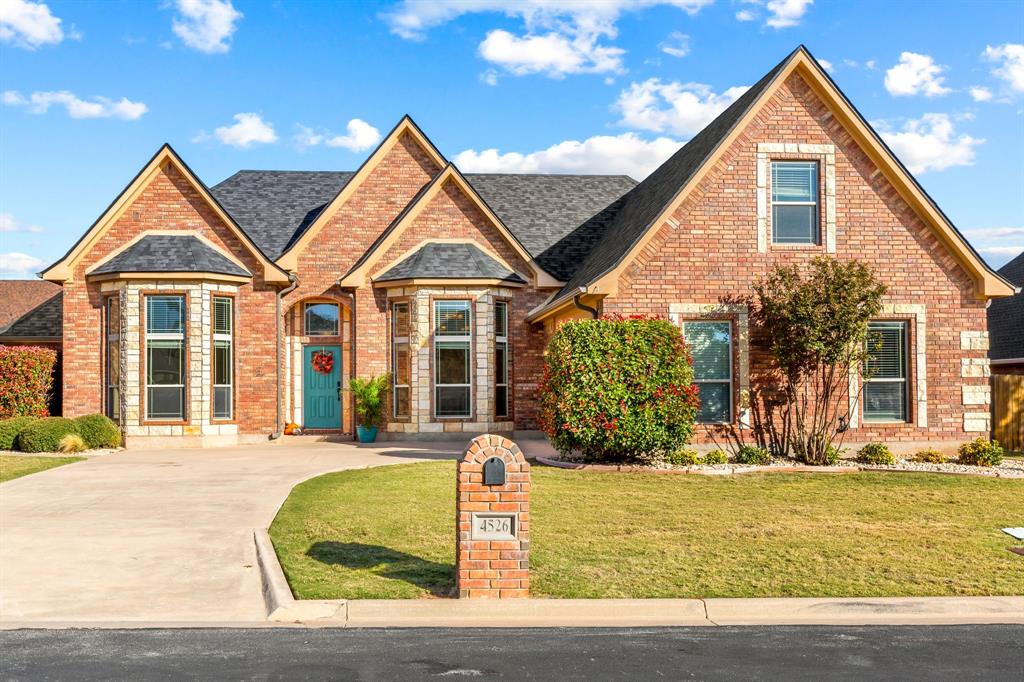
0,440,458,624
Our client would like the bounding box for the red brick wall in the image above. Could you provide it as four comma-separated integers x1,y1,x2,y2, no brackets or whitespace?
62,162,279,434
603,72,988,443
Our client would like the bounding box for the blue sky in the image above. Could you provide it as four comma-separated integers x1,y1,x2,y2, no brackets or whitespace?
1,0,1022,277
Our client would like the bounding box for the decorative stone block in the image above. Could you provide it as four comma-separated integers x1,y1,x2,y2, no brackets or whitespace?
959,331,990,351
962,384,991,406
963,412,991,433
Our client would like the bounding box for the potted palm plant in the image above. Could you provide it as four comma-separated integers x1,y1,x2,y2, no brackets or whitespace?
350,374,390,443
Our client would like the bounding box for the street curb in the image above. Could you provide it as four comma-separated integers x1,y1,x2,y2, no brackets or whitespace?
252,529,1024,627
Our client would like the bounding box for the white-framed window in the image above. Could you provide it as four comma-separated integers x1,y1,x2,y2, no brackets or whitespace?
864,321,908,422
495,301,509,418
146,295,186,421
771,161,819,244
683,320,733,424
213,296,233,420
304,302,339,336
105,295,121,421
434,300,471,418
392,301,411,418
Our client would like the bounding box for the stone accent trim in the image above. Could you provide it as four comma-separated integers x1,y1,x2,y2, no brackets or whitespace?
960,330,989,351
963,412,991,433
756,143,836,253
849,303,927,429
961,384,991,406
669,303,751,427
961,358,991,378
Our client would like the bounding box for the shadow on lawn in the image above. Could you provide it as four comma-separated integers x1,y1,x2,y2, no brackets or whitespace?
307,542,455,597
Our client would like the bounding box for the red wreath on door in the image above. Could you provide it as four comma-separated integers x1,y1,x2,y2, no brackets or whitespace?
312,350,334,375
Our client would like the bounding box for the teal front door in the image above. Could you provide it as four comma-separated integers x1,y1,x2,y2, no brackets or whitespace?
303,345,341,429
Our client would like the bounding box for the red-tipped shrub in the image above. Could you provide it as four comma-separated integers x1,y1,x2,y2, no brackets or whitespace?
0,345,57,419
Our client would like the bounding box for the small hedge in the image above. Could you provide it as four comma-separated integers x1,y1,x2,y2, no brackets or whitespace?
913,448,946,464
0,345,57,418
702,449,729,465
0,416,37,450
958,438,1004,467
75,414,121,449
539,315,699,463
16,417,80,453
858,442,895,465
735,445,772,465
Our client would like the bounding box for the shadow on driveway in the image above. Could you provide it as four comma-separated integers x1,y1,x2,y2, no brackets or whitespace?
307,541,454,597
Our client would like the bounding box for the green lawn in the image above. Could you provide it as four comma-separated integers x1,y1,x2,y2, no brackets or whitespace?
269,461,1024,600
0,454,84,483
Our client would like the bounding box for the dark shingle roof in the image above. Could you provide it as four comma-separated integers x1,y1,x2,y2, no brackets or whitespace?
374,242,526,284
0,280,61,330
988,252,1024,361
211,171,355,259
550,49,794,301
0,293,62,339
91,235,251,277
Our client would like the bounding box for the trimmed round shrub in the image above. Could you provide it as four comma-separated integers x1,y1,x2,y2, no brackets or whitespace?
858,442,895,465
957,438,1004,467
58,433,86,454
16,417,80,453
539,315,699,463
664,449,700,466
0,415,37,450
701,449,729,465
74,414,121,449
913,448,946,464
735,445,771,466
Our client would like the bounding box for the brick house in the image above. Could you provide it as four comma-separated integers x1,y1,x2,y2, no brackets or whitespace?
36,46,1014,448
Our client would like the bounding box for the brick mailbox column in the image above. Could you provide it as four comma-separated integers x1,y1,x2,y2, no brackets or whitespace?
456,435,530,598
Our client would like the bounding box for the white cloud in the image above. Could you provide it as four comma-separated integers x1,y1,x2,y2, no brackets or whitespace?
2,89,148,120
969,86,993,102
294,119,382,152
455,132,681,180
735,9,756,21
196,113,277,148
0,0,64,49
659,31,689,58
0,213,43,234
842,58,858,68
764,0,813,28
0,252,45,276
615,79,749,137
818,58,833,72
865,59,876,70
381,1,713,78
983,43,1024,93
963,227,1024,242
171,0,242,54
876,113,982,174
480,69,499,86
884,52,952,97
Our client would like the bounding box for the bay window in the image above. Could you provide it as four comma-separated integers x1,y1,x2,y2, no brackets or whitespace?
495,301,509,418
683,321,733,423
146,295,186,421
213,296,233,420
435,300,471,418
864,321,908,422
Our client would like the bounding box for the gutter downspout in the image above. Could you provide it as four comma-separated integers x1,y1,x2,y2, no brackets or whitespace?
270,273,299,440
572,293,599,319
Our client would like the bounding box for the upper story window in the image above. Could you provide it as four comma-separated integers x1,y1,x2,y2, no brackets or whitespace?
771,161,819,245
434,300,472,418
145,295,186,421
864,321,908,422
683,321,733,424
304,302,339,336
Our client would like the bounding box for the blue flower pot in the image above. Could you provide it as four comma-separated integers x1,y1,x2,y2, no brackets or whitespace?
357,425,378,443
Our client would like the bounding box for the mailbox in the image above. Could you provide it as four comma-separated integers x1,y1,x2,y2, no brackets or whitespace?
483,456,506,486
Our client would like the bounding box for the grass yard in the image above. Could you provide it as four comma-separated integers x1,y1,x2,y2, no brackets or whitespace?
269,461,1024,600
0,454,84,483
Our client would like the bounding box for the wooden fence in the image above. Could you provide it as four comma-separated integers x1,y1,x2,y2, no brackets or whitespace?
992,374,1024,453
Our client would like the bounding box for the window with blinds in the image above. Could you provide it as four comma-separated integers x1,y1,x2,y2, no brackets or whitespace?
771,161,819,244
864,321,908,422
495,301,509,418
392,302,411,418
146,295,186,420
213,297,233,420
434,300,471,417
683,321,732,423
105,296,121,421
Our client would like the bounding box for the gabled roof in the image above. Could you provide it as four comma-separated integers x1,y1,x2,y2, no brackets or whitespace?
0,292,62,340
41,145,290,284
988,252,1024,362
374,242,526,285
211,171,355,259
88,234,251,279
0,280,61,330
528,45,1015,320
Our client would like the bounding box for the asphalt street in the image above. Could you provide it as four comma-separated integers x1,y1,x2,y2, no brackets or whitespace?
2,624,1023,681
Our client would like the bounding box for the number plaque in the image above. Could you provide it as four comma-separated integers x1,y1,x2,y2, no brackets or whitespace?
470,512,517,540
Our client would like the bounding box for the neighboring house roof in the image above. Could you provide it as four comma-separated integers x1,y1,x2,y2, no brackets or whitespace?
211,170,356,260
0,280,61,330
988,252,1024,362
90,235,251,277
374,242,527,284
0,292,62,340
209,170,636,281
